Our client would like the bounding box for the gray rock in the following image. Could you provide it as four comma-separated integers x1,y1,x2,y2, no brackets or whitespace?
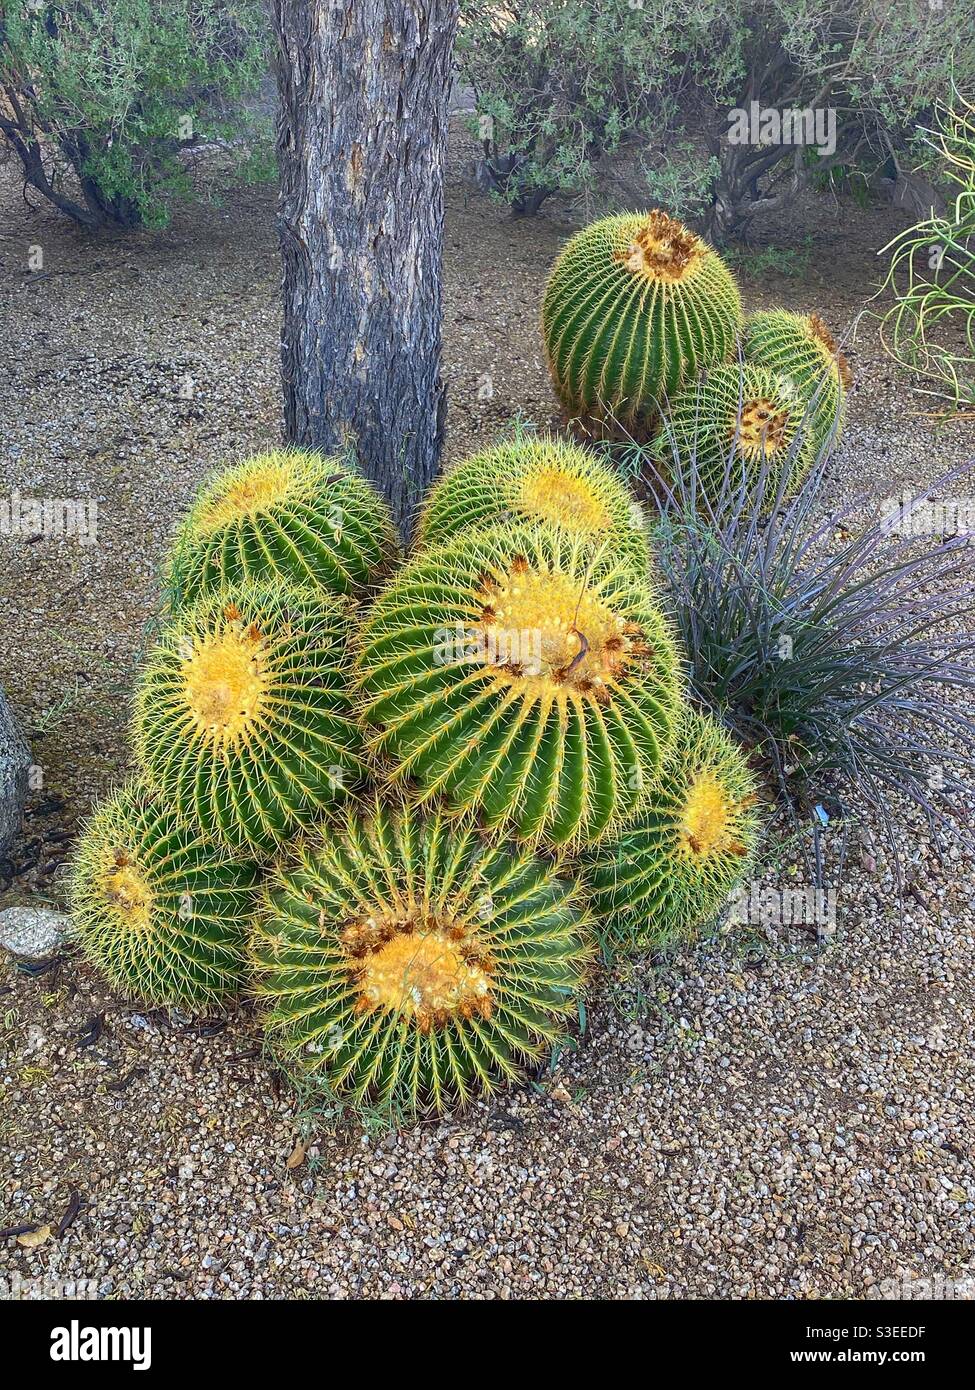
0,685,30,855
0,905,68,959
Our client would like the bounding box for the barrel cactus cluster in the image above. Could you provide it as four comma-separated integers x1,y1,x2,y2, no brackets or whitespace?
66,206,813,1123
542,209,850,495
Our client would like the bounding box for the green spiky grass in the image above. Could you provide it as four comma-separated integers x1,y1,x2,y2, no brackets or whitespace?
166,448,399,606
134,581,367,856
416,435,649,567
68,779,260,1011
357,521,683,849
583,708,762,950
655,363,819,502
743,310,851,453
251,796,592,1116
542,210,743,434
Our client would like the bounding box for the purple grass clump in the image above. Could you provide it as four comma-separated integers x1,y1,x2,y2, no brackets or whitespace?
617,424,975,888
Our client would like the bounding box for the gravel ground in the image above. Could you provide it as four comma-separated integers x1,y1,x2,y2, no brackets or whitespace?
1,127,973,1300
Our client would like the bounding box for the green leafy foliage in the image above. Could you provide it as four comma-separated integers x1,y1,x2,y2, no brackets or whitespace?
458,0,972,238
0,0,271,228
457,0,714,215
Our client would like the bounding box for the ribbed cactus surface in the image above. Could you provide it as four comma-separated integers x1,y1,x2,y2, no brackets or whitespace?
134,581,366,855
542,210,743,433
69,779,260,1010
583,709,761,949
743,310,851,452
656,363,819,502
357,522,682,848
251,797,591,1116
166,449,398,605
416,436,648,567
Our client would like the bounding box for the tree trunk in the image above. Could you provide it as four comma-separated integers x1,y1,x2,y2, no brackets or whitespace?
273,0,458,537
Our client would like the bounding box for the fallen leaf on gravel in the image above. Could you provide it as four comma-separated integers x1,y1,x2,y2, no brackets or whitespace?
17,1224,50,1248
56,1189,85,1236
286,1139,306,1169
949,1186,968,1202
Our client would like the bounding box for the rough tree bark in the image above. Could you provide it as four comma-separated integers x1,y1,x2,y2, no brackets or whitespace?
273,0,458,536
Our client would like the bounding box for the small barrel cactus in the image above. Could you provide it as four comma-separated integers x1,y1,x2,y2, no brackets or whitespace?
542,210,743,434
743,310,851,452
166,448,399,606
655,363,819,502
416,435,648,567
134,581,367,855
583,708,762,950
251,797,592,1116
357,522,682,848
68,779,260,1010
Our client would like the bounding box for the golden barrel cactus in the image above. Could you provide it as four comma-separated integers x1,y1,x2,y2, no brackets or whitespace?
416,435,648,567
134,581,366,855
357,522,682,848
166,449,398,606
655,363,819,502
542,210,743,434
251,797,592,1116
583,709,762,950
69,780,260,1011
743,310,851,453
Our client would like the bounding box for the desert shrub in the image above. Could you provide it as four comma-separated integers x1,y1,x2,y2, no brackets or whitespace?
459,0,973,239
691,0,975,242
625,432,975,886
878,92,975,417
455,0,707,215
0,0,271,229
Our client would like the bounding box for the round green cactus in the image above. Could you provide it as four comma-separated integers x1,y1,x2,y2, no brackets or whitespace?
583,708,762,951
134,581,367,855
68,779,260,1011
655,363,819,502
251,797,592,1116
416,435,648,567
542,210,743,434
743,310,851,453
357,522,682,848
166,448,399,606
